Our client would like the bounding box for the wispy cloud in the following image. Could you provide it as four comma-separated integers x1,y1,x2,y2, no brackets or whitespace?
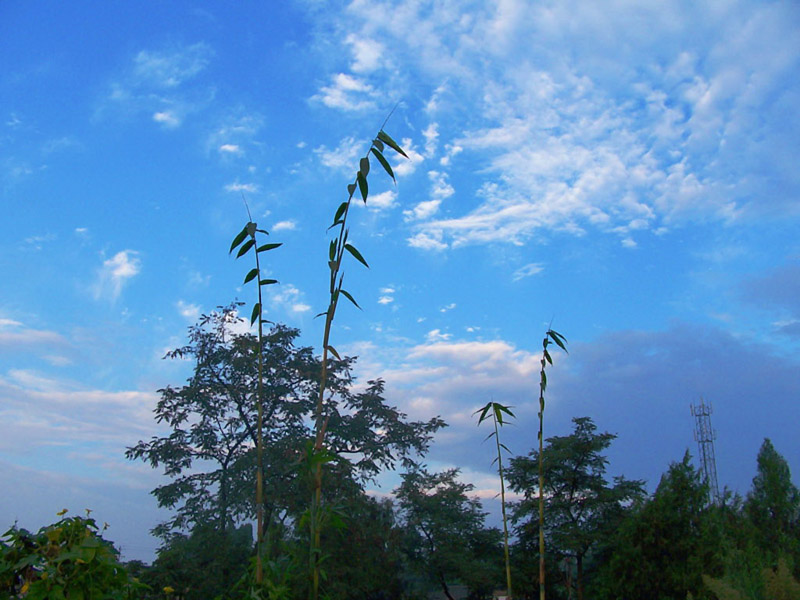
512,263,544,281
93,250,141,301
225,182,258,193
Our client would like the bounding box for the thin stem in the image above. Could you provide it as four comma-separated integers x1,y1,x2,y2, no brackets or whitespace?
538,338,547,600
494,413,512,599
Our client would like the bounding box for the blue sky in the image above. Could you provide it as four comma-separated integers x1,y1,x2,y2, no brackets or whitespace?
1,1,799,562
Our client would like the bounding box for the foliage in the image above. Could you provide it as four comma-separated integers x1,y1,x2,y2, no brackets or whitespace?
475,401,516,599
0,510,143,600
745,438,800,565
507,417,644,600
596,452,723,600
126,306,443,543
396,467,502,600
141,523,253,600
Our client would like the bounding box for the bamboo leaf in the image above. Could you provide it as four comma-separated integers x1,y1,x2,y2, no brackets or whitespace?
326,345,341,360
329,240,337,261
236,239,255,258
243,268,258,284
344,243,369,268
373,138,384,152
246,222,257,237
359,156,370,177
499,442,511,454
339,289,361,310
548,329,568,353
371,148,395,181
544,348,552,365
257,243,282,253
250,303,261,326
332,202,347,226
259,279,278,286
347,183,356,197
377,130,409,158
229,226,248,253
357,171,368,203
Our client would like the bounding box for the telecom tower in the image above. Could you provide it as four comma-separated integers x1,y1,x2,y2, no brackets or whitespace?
690,398,721,505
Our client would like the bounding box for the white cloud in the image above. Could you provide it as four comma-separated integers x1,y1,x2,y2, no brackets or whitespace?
425,329,452,342
315,136,364,171
404,199,441,222
346,34,384,73
314,73,378,111
152,111,180,128
407,231,447,251
422,123,439,157
219,144,242,154
93,250,141,301
176,300,200,322
272,220,297,232
365,190,397,211
378,296,394,305
440,303,456,312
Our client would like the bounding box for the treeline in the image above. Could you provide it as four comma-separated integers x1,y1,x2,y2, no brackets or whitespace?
2,308,798,599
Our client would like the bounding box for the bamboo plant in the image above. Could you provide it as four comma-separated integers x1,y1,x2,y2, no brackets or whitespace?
229,202,282,585
308,123,407,600
475,400,516,600
537,328,567,600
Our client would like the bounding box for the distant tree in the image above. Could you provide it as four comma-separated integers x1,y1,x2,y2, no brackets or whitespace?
396,468,502,600
143,523,254,600
506,417,644,600
745,438,800,564
127,304,445,541
597,452,723,600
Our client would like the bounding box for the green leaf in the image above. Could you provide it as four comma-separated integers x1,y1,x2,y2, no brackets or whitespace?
357,171,368,203
250,303,261,326
326,345,341,360
499,442,511,454
229,226,248,253
544,348,553,365
540,370,547,390
236,239,255,258
314,310,328,319
371,148,395,181
259,279,278,286
246,222,257,237
377,130,409,158
548,329,568,353
359,156,370,177
373,138,384,152
329,239,337,261
339,289,361,310
243,268,258,284
256,243,282,253
347,183,356,197
332,202,347,226
344,243,369,268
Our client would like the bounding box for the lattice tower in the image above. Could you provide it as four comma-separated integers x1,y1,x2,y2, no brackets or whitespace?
691,398,720,505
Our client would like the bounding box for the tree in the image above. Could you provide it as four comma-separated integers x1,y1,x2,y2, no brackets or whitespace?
507,417,643,600
395,467,502,600
745,438,800,564
127,304,445,542
597,452,723,600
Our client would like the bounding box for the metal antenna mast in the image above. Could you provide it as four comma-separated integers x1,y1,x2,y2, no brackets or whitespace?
690,397,720,505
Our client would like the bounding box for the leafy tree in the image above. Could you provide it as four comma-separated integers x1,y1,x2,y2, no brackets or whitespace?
745,438,800,565
597,452,723,600
507,417,644,600
395,467,502,600
142,523,253,600
127,303,444,539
